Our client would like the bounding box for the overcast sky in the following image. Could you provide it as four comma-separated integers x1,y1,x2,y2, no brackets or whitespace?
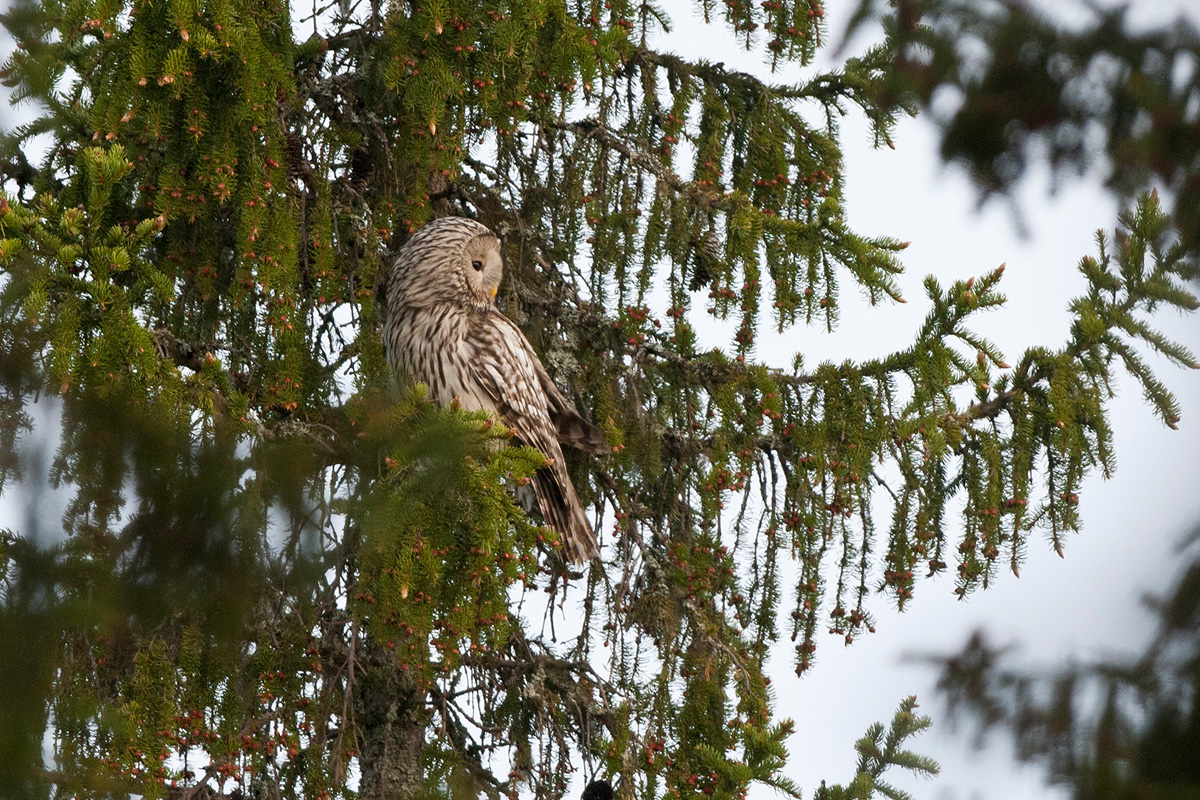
2,2,1198,799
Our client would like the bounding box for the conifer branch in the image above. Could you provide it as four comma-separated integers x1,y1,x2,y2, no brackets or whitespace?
552,118,727,211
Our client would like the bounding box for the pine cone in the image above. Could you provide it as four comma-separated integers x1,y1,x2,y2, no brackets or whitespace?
689,228,722,291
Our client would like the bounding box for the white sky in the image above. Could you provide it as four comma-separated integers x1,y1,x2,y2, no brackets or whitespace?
2,1,1199,799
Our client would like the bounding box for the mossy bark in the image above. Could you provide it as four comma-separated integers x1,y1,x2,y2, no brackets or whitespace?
356,647,427,800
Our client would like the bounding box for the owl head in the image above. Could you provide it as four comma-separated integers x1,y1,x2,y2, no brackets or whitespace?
460,228,503,305
390,217,503,310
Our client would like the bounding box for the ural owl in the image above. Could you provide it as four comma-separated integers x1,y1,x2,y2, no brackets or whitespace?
384,217,607,564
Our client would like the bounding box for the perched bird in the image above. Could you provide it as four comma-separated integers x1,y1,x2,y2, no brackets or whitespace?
383,217,607,564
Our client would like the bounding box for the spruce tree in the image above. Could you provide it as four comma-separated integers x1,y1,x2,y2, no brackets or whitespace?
0,0,1195,798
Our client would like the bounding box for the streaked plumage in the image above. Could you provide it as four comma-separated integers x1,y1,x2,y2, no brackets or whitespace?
383,217,606,564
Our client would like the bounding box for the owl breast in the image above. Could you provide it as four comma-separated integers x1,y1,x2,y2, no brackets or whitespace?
386,303,497,414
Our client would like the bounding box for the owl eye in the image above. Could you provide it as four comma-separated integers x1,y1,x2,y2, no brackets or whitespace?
471,260,484,272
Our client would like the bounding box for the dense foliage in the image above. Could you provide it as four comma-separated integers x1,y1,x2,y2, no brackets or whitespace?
0,0,1195,798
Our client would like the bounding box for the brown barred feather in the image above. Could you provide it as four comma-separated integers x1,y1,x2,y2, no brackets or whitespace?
383,217,604,564
532,358,609,455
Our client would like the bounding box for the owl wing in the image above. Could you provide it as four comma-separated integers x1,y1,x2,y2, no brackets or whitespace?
463,308,600,563
530,355,610,455
462,309,559,454
466,310,606,453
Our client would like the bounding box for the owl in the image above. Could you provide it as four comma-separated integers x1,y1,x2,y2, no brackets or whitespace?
383,217,608,564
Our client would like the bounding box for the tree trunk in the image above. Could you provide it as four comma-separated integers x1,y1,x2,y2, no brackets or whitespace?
355,646,427,800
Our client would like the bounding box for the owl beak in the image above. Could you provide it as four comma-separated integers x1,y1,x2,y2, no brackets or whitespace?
489,286,498,299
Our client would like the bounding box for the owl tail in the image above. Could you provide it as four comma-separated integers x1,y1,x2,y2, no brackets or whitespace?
531,460,599,565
